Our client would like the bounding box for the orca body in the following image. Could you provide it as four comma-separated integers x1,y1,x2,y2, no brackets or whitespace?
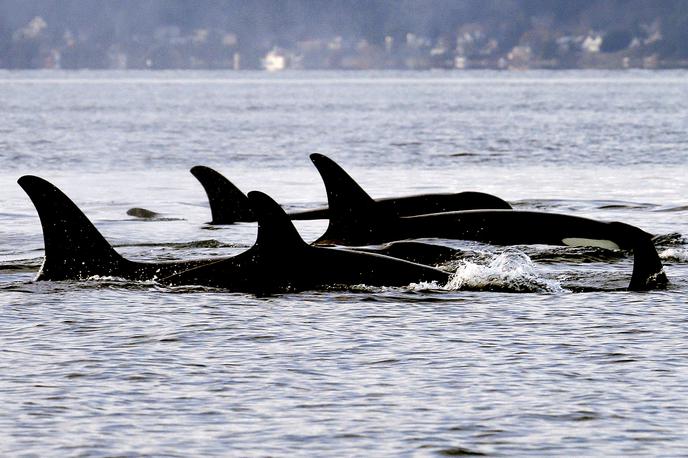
351,241,461,266
161,192,450,291
190,157,510,224
310,155,666,291
19,176,449,292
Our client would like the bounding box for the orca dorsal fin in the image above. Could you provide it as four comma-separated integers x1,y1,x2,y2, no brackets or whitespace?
17,175,128,280
246,191,309,252
310,153,390,245
190,165,255,224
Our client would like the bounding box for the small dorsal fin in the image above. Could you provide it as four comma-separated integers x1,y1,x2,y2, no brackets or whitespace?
309,153,390,245
17,175,128,280
190,166,255,224
246,191,309,251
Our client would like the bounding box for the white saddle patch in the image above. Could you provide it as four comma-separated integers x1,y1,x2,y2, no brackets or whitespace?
562,237,620,250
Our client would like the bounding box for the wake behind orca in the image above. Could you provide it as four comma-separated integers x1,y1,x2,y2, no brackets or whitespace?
18,176,449,292
190,156,511,224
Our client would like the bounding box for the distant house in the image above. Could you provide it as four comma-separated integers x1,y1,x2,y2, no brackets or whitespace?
507,45,532,69
262,48,287,71
582,34,602,53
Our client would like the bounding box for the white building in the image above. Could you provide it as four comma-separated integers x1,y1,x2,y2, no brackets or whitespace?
262,48,287,71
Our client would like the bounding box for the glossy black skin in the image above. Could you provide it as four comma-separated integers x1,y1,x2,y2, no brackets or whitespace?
162,240,450,292
190,161,511,225
19,176,449,293
288,192,510,221
18,175,214,281
314,208,666,291
161,192,450,292
352,241,461,266
308,155,666,291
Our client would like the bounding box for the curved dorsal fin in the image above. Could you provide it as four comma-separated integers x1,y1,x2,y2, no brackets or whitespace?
309,153,390,245
17,175,128,280
246,191,309,252
190,166,255,224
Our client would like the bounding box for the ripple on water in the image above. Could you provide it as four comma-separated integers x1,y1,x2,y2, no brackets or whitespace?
2,70,688,457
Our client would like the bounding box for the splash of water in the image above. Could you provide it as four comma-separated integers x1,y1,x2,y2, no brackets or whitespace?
659,248,688,263
444,249,564,293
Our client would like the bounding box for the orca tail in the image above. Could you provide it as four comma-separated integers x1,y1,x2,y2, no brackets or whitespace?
17,176,130,280
246,191,309,253
608,222,668,290
190,165,255,224
309,153,391,245
628,238,668,291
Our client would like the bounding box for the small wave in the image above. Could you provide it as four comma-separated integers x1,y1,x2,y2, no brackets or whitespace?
444,249,564,293
115,239,246,249
0,258,42,272
659,248,688,263
652,232,685,247
654,204,688,212
528,246,624,263
595,200,657,210
85,275,134,283
408,280,444,291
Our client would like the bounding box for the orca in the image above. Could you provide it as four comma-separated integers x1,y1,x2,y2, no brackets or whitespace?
310,155,667,291
127,207,163,219
352,240,461,266
160,191,450,292
190,166,259,223
18,176,449,292
190,157,511,224
18,176,213,281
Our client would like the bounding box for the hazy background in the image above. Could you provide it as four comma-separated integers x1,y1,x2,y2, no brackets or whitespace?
1,0,686,69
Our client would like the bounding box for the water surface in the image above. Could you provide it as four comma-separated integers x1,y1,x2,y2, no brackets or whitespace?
1,70,687,456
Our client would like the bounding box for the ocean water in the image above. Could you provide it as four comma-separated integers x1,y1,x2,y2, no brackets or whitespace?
1,70,687,456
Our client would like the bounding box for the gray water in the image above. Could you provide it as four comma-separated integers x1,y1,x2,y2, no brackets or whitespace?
1,70,687,456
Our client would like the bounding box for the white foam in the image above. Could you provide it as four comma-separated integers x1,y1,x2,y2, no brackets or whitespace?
444,249,564,293
659,248,688,263
84,275,128,282
408,281,443,291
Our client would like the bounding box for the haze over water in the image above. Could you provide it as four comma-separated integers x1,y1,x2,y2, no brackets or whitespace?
1,70,687,456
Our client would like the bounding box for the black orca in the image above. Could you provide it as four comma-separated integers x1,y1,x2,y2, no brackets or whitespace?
160,191,450,292
310,156,666,291
18,176,449,292
190,156,511,224
352,241,461,266
18,176,212,281
190,166,259,223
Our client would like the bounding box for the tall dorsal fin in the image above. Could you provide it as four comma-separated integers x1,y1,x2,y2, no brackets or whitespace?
246,191,309,251
309,153,377,214
310,153,391,245
190,165,255,224
17,175,129,280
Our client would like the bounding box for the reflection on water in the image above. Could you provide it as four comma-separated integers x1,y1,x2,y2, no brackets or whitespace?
1,70,687,456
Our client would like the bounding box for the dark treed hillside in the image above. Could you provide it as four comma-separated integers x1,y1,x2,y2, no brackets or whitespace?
1,0,686,69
